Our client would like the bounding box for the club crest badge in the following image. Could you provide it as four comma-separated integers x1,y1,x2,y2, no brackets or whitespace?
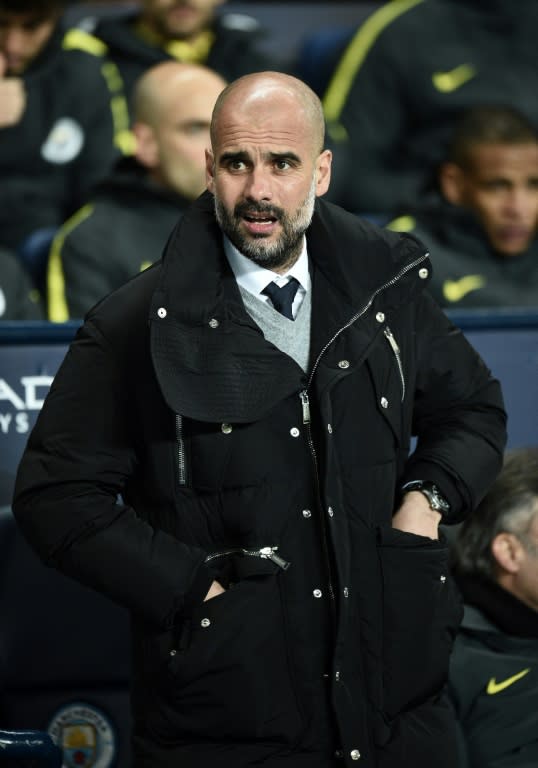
48,702,116,768
41,118,84,164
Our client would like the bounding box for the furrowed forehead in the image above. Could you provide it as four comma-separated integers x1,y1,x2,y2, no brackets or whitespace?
210,74,325,155
213,111,317,160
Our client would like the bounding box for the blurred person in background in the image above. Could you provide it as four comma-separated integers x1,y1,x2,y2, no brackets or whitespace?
449,447,538,767
82,0,276,113
47,60,226,321
321,0,538,217
0,247,44,320
0,0,130,258
388,106,538,309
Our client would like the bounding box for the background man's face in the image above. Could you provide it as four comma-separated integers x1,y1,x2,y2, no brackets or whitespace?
511,511,538,612
0,11,57,74
458,142,538,256
141,0,224,40
150,80,223,200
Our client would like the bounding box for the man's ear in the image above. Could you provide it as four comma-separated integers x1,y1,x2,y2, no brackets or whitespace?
315,149,332,197
491,532,524,574
205,149,215,193
439,162,465,205
132,122,158,169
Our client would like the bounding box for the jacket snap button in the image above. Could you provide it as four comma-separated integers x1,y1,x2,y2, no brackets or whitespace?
169,649,177,657
290,427,300,437
375,312,385,323
418,267,429,279
313,589,322,598
157,307,167,318
209,318,219,328
302,509,312,518
327,423,333,434
338,359,350,369
328,506,334,517
343,587,349,598
440,574,446,582
201,618,211,628
335,750,344,759
350,749,361,760
221,423,232,434
380,397,389,409
335,670,340,681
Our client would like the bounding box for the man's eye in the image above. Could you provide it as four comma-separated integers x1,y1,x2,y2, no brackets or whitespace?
229,160,246,171
275,160,291,171
182,123,208,136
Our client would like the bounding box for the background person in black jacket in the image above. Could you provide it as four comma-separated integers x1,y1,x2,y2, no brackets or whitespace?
388,106,538,309
449,447,538,768
47,59,226,321
83,0,278,116
0,0,129,257
320,0,538,217
0,246,44,320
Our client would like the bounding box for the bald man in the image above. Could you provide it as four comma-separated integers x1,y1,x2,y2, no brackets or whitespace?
15,72,507,767
47,60,226,320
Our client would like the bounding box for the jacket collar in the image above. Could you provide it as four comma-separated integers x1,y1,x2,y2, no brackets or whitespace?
459,575,538,639
149,192,429,422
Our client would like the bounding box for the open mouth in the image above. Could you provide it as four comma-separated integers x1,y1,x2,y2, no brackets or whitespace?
241,211,279,235
244,213,278,224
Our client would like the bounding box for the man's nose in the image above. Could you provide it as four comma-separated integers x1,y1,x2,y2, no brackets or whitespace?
3,27,26,56
244,166,273,202
505,187,535,219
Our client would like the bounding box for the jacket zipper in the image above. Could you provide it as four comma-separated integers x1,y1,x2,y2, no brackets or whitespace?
205,546,290,570
384,326,406,402
299,251,428,603
306,251,428,390
299,390,336,606
175,414,186,486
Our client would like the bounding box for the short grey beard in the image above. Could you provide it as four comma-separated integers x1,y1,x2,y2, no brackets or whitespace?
214,176,317,271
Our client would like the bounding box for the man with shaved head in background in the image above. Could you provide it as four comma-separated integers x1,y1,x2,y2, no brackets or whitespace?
47,60,226,320
15,72,507,767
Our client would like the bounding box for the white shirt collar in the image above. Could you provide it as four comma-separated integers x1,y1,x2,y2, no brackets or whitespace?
223,235,311,298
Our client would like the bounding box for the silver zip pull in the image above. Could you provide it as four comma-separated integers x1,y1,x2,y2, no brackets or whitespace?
383,325,406,402
300,390,311,425
258,546,291,571
383,326,400,355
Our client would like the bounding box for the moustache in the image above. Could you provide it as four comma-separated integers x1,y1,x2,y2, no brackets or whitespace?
234,202,284,221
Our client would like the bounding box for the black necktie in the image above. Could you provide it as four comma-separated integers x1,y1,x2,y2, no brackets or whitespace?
262,277,300,320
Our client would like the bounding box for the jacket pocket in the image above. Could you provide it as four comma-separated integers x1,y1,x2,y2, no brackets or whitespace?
377,526,462,718
146,574,304,744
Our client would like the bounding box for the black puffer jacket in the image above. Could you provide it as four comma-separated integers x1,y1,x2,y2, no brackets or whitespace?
13,193,507,767
0,24,128,251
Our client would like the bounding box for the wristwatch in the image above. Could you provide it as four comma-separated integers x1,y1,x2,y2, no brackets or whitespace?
401,480,451,517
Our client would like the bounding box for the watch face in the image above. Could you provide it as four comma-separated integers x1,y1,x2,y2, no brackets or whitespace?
402,481,450,514
427,484,450,513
